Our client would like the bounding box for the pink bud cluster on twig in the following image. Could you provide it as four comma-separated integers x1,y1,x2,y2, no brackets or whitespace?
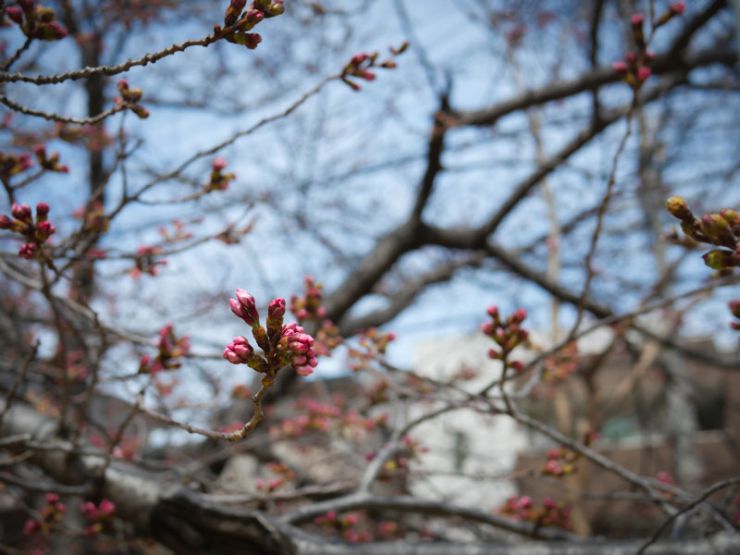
481,306,529,372
224,288,319,377
0,201,55,260
139,323,191,374
204,157,236,192
290,276,343,355
116,80,150,119
0,151,33,180
341,41,409,92
5,0,68,41
612,4,685,91
219,0,284,50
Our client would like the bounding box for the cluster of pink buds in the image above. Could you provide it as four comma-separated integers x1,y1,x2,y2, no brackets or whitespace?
158,219,193,243
542,342,579,383
130,245,167,277
0,151,33,180
220,0,284,50
500,496,572,530
224,289,319,377
139,323,191,374
290,276,327,320
5,1,68,41
612,5,684,90
0,202,55,260
33,144,69,173
481,306,528,370
74,200,109,234
115,80,149,119
341,41,409,91
80,499,116,537
290,276,343,355
347,327,396,372
542,431,597,477
23,493,66,536
314,511,371,544
666,196,739,273
204,157,236,192
542,447,578,477
255,462,295,493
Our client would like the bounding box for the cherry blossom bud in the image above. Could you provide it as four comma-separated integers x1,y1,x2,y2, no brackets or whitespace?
350,53,368,65
11,203,31,221
630,13,643,27
295,365,314,376
636,66,651,81
5,6,23,24
267,297,286,336
729,300,740,319
37,220,55,239
242,33,262,49
233,288,259,326
511,308,527,323
670,2,685,15
612,61,628,74
36,202,50,218
510,360,524,372
18,243,36,259
0,215,11,229
212,157,227,171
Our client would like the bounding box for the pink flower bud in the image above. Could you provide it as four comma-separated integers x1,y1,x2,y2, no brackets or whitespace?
358,70,376,81
636,66,651,81
5,6,23,24
242,32,262,49
612,61,628,74
11,202,32,221
268,297,286,320
233,289,259,325
46,493,60,504
229,298,244,318
290,342,309,353
510,360,524,372
512,308,527,323
18,242,37,259
0,215,11,229
37,220,55,238
670,2,685,15
350,53,368,65
98,499,116,517
630,13,644,26
212,157,227,171
36,202,50,217
295,366,313,376
244,8,265,24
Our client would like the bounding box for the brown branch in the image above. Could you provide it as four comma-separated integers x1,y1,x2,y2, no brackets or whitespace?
283,492,578,542
0,92,126,124
0,24,246,85
636,475,740,554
